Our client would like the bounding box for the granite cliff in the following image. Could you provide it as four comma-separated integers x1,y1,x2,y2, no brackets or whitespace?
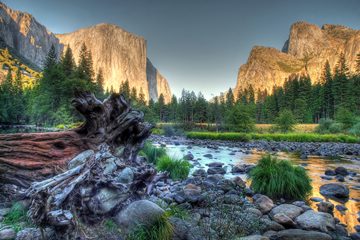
0,2,171,102
235,22,360,95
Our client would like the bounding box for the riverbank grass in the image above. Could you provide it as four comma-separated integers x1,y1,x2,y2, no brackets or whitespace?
249,155,312,200
186,132,359,143
139,141,167,163
156,156,191,180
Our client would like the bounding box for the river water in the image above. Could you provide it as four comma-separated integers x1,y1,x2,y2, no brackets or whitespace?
161,143,360,233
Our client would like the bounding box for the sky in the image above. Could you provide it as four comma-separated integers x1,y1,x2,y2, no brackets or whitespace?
3,0,360,99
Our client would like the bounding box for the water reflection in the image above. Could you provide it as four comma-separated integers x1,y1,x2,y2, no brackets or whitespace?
164,144,360,233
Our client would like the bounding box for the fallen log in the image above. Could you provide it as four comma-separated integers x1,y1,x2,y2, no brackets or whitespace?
0,92,153,187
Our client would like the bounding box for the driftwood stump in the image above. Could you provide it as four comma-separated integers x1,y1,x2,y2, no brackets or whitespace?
0,92,164,239
0,92,153,187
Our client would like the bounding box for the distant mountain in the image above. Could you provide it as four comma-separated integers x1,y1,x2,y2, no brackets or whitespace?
0,2,171,102
234,21,360,95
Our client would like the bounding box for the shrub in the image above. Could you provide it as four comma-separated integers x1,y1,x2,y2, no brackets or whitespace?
275,109,296,132
328,122,345,133
349,122,360,136
316,118,334,134
163,125,176,137
139,141,167,164
335,107,356,129
249,155,312,200
156,155,191,180
128,214,173,240
225,104,255,133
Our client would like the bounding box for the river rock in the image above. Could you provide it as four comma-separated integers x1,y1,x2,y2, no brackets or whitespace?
335,205,347,212
272,213,296,227
276,229,332,240
237,235,269,240
184,153,194,160
207,167,226,175
115,167,134,184
16,228,54,240
269,204,303,220
350,233,360,240
87,187,127,214
254,195,274,214
203,153,213,159
192,169,207,177
0,228,15,240
335,167,349,176
317,201,334,215
231,164,255,174
206,162,224,167
320,183,349,198
115,200,164,234
295,210,335,233
324,169,336,176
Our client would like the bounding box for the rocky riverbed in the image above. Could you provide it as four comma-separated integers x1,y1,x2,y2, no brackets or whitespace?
1,135,360,239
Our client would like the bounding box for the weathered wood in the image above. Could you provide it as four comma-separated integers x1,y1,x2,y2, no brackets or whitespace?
0,92,153,187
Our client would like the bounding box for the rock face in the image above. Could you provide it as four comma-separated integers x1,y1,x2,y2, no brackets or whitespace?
0,2,61,67
0,3,171,102
235,21,360,96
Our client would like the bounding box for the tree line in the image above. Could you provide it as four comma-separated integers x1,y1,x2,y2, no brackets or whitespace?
0,47,359,129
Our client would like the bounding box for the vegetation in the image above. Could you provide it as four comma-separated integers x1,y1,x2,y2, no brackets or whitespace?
139,141,167,164
156,155,191,180
127,214,173,240
249,155,312,200
2,202,32,232
187,131,359,143
275,109,296,132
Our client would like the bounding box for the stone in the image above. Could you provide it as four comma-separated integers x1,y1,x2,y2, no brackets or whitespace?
0,228,16,240
115,167,134,184
335,205,348,212
310,197,323,202
184,153,194,160
103,157,118,174
335,167,349,176
355,225,360,232
269,204,303,220
207,162,224,168
259,218,285,231
317,201,334,214
231,164,255,174
276,229,332,240
192,169,207,177
350,233,360,240
325,169,336,176
255,195,274,214
87,187,127,214
295,210,335,233
0,208,10,217
237,235,269,240
320,183,350,198
115,200,165,234
203,154,213,159
272,213,296,227
183,184,201,195
207,167,226,175
16,228,54,240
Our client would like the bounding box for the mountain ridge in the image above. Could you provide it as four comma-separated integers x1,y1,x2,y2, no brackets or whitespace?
0,2,171,102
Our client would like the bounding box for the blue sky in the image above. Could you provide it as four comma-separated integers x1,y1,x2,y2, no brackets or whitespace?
3,0,360,98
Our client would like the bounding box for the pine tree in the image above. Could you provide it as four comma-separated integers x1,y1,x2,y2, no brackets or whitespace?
248,84,255,104
138,87,146,106
333,53,349,109
95,68,105,99
356,53,360,74
61,45,75,77
130,87,138,103
321,60,334,118
225,88,235,107
44,45,58,71
77,43,94,82
119,80,130,99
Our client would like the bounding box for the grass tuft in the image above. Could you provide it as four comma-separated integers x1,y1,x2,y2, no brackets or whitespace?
139,141,167,164
128,214,173,240
249,155,312,200
156,155,191,180
2,202,32,232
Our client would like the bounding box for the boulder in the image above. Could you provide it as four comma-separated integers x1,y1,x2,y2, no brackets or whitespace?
237,235,269,240
324,169,336,176
269,204,303,220
0,228,16,240
115,200,165,234
203,154,213,159
276,229,332,240
254,195,274,214
231,164,255,174
16,228,54,240
115,167,134,184
206,162,224,167
184,153,194,161
207,167,226,175
317,201,334,215
87,187,127,214
192,169,207,177
295,210,335,233
335,167,349,176
320,183,349,198
272,213,296,227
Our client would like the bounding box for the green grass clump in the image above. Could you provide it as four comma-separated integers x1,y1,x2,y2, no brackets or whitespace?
128,214,173,240
249,155,312,200
156,156,191,180
139,141,167,164
186,131,359,143
2,202,32,232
